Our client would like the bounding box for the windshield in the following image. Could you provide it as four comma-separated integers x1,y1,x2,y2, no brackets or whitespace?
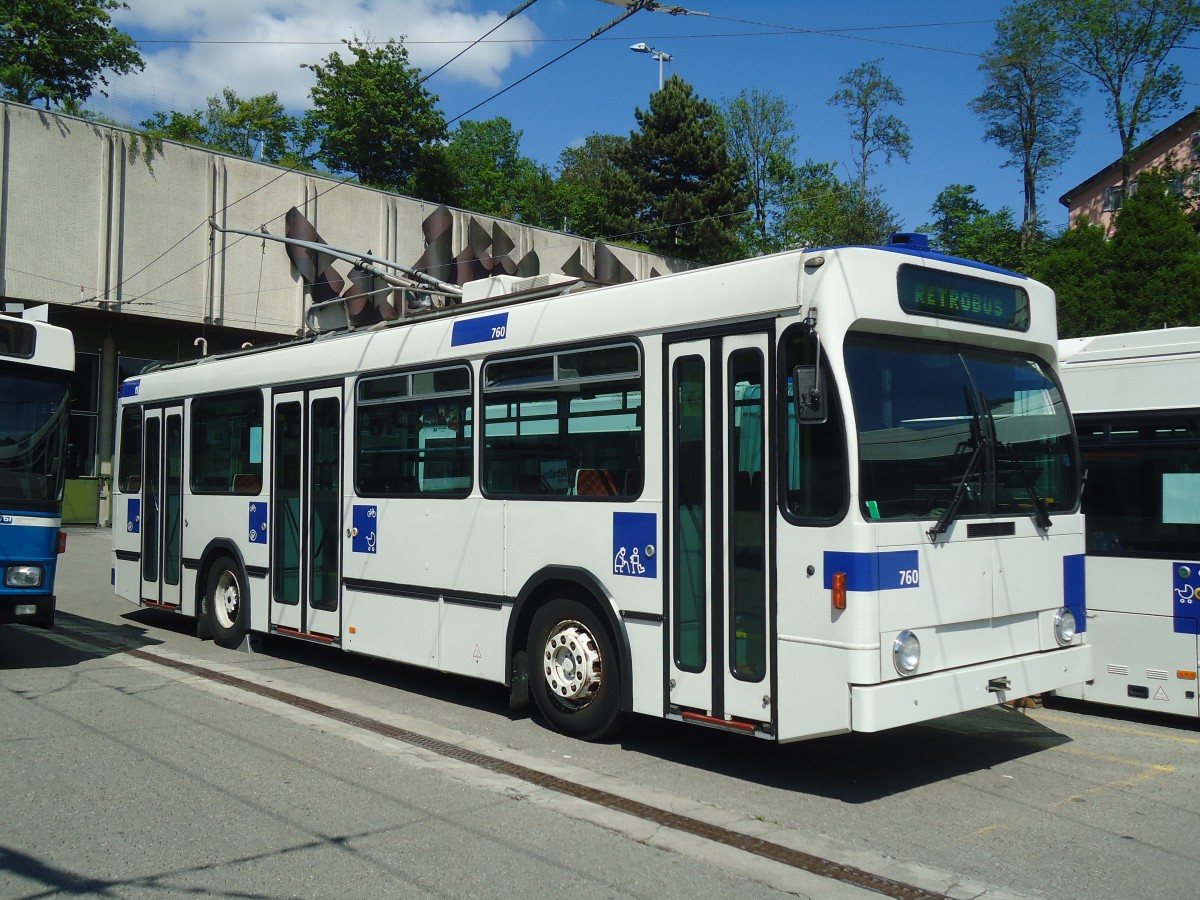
844,334,1078,523
0,370,70,507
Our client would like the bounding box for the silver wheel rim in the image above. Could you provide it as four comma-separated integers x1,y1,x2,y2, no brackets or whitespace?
543,619,603,709
213,570,241,629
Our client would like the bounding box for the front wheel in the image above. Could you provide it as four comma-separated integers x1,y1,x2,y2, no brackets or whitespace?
206,556,248,649
528,598,624,741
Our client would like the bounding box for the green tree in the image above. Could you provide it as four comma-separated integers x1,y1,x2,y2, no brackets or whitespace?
1044,0,1200,186
441,118,556,224
722,88,798,255
140,109,207,147
777,161,900,248
616,75,749,264
920,184,1028,271
972,4,1084,236
203,89,296,163
141,90,300,164
828,58,911,194
1110,169,1200,329
302,37,447,193
0,0,142,109
555,133,632,239
1037,219,1117,337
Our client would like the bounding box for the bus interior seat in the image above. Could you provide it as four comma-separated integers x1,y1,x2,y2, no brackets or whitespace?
575,468,618,496
232,473,261,494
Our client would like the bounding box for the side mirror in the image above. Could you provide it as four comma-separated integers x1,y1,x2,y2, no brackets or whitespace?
792,364,828,425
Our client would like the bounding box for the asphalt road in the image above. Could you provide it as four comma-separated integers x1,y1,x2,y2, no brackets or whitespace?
3,527,1199,899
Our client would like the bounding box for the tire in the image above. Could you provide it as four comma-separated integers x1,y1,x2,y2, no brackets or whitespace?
528,597,624,741
206,556,249,649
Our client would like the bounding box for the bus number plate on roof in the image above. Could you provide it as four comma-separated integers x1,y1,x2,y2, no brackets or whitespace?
898,265,1029,331
451,312,509,347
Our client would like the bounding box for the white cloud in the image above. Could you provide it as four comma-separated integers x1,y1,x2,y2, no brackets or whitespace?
111,1,540,114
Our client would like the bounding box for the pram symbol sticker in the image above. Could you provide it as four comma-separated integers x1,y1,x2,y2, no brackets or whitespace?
353,505,378,554
613,512,656,579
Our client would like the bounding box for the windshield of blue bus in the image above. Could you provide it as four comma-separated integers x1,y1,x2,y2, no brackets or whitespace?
844,333,1077,522
0,370,70,507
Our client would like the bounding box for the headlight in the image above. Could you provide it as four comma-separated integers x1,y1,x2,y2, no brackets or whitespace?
1054,608,1077,646
892,630,920,675
5,565,44,588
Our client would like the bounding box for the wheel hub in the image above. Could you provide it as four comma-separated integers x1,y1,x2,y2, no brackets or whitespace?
543,621,602,707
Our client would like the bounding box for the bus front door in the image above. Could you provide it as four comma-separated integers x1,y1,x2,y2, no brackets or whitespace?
139,405,184,610
270,387,343,641
666,335,772,730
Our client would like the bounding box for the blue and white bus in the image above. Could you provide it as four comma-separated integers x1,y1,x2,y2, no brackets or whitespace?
112,235,1089,742
1059,327,1200,717
0,315,74,629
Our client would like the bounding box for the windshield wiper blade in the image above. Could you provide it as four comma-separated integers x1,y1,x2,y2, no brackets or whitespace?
927,438,988,543
996,439,1053,531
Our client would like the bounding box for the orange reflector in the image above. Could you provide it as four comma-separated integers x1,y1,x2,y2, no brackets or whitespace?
1178,670,1197,681
832,571,847,610
349,626,357,635
57,530,66,554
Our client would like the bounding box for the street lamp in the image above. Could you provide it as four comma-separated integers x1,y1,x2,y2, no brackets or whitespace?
629,42,672,90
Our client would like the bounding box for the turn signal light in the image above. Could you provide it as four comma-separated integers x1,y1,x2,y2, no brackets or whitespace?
832,571,847,610
1178,670,1197,681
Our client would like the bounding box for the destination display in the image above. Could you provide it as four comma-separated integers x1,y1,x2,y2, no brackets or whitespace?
897,265,1029,331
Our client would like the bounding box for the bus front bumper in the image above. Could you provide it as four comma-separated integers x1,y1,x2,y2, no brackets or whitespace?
0,593,56,629
851,644,1092,733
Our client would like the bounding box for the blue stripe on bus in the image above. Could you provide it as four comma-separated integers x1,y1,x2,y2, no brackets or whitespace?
119,378,141,398
451,312,508,347
1172,561,1200,636
1063,553,1087,633
823,550,919,591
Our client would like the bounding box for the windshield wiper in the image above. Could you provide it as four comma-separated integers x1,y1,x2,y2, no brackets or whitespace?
995,438,1053,531
926,438,989,542
978,391,1052,532
927,386,993,543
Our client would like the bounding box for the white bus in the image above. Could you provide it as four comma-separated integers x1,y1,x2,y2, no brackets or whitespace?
112,235,1090,742
1058,327,1200,718
1,315,73,629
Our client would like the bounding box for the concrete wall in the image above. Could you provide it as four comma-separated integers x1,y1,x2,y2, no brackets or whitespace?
0,101,690,523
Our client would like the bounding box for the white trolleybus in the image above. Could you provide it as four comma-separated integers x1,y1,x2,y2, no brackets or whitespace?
1059,327,1200,718
1,314,73,629
112,233,1090,742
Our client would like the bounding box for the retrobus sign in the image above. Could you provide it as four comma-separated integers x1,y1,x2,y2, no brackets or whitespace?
897,265,1029,331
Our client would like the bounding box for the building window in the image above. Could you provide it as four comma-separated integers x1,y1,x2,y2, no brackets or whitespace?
68,351,99,478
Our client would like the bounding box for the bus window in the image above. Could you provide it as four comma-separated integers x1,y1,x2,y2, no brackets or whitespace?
189,390,264,495
780,326,847,521
355,364,472,497
117,407,142,493
482,343,642,499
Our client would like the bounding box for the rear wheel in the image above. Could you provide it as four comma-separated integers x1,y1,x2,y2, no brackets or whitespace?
206,556,248,649
528,598,623,740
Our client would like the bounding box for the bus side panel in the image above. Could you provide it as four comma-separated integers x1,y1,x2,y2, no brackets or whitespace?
343,588,440,670
1059,556,1200,717
504,501,665,716
776,642,854,740
112,491,140,603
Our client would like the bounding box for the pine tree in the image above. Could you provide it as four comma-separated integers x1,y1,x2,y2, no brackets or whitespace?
1110,170,1200,329
617,76,749,264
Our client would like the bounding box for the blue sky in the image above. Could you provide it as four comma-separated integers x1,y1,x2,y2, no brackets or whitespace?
94,0,1198,235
